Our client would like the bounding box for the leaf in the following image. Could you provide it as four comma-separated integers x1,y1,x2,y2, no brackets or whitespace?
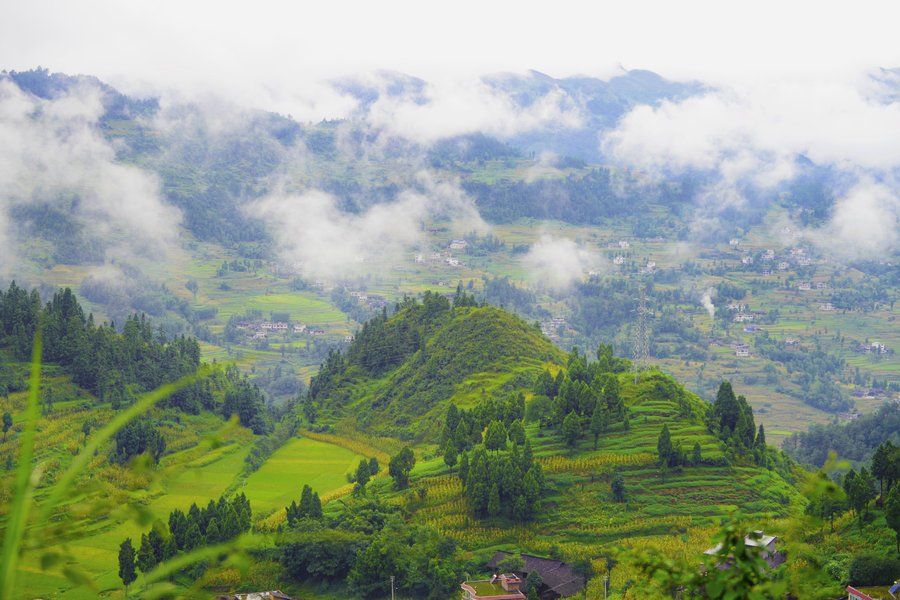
0,334,43,599
62,565,97,590
40,551,61,570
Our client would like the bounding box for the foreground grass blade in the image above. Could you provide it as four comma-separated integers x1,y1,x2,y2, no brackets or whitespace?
0,334,42,600
137,532,274,587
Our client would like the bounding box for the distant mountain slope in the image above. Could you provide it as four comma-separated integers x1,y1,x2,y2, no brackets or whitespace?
308,293,564,439
484,69,706,160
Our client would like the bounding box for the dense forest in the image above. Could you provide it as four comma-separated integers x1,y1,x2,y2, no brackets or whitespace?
0,282,269,431
783,403,900,467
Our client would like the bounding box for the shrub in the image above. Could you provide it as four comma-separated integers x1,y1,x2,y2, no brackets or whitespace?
848,554,900,586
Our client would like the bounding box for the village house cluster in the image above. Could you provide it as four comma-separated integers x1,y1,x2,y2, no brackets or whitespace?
854,341,892,355
540,316,568,342
415,239,467,269
348,290,388,311
236,320,326,341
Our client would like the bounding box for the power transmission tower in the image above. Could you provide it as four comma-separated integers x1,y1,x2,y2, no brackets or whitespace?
633,286,650,383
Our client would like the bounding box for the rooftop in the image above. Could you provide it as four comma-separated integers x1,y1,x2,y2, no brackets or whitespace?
462,580,525,599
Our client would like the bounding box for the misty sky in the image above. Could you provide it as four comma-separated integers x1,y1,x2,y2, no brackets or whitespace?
2,0,899,277
4,0,900,112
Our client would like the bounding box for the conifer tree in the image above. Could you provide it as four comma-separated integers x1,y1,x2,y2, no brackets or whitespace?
136,533,157,573
484,420,508,451
487,483,501,517
118,538,137,593
444,444,458,472
611,472,626,502
507,419,526,446
183,521,202,551
590,401,608,450
354,459,371,492
692,442,702,465
562,411,581,448
885,483,900,553
657,425,674,467
205,518,221,544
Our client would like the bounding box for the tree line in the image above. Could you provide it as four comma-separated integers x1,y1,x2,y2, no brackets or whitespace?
117,493,253,590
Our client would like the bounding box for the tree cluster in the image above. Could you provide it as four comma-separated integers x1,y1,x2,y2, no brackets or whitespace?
278,496,462,599
113,418,166,464
458,440,544,522
709,381,767,463
286,484,323,525
388,447,416,489
0,284,202,407
439,394,525,459
532,347,629,449
119,492,252,585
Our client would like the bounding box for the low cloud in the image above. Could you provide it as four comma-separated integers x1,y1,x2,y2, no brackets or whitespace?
522,235,605,291
604,76,900,176
602,75,900,260
363,76,582,144
803,179,899,261
248,172,488,279
0,79,180,275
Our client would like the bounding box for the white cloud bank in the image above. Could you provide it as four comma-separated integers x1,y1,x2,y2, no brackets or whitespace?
522,235,605,291
248,172,488,280
0,79,180,275
603,74,900,259
811,180,899,261
363,77,583,144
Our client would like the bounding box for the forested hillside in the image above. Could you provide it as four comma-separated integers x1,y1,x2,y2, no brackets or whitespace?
306,289,563,440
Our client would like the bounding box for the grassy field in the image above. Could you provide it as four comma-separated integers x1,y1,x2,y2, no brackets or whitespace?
0,369,371,599
242,436,364,516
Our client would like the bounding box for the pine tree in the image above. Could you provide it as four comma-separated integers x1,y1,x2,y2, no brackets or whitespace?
657,425,674,467
755,424,766,448
183,522,202,551
169,509,187,550
871,440,896,496
310,492,322,518
136,533,157,573
562,411,581,448
388,446,416,489
147,528,165,564
299,484,312,516
222,506,239,539
692,442,702,465
590,401,608,450
611,472,626,502
118,538,137,593
354,459,371,492
443,444,458,472
712,381,740,434
885,483,900,553
484,420,508,451
162,535,178,560
205,518,221,544
487,483,501,517
507,419,526,446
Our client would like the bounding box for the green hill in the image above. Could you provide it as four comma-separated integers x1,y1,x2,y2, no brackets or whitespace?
308,292,564,440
